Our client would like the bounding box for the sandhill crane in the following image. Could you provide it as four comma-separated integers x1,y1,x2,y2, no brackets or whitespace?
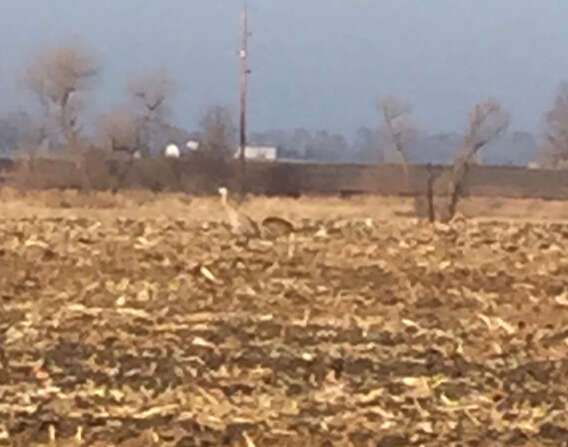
218,187,260,237
261,216,294,238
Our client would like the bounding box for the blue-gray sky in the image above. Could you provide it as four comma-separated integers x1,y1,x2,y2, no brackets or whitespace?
1,0,568,138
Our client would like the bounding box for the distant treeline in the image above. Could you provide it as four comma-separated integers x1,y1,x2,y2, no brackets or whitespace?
251,128,538,166
0,110,539,166
3,155,568,200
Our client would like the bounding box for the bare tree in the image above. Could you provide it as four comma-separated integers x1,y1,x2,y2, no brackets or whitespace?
199,105,237,159
127,68,174,153
542,82,568,168
95,109,143,192
379,96,431,218
437,98,509,221
97,109,140,157
379,96,416,180
128,69,174,121
26,44,98,146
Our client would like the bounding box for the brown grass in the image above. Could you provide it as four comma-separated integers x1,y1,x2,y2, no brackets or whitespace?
2,187,568,224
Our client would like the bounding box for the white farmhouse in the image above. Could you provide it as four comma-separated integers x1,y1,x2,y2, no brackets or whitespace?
186,140,200,151
234,145,278,161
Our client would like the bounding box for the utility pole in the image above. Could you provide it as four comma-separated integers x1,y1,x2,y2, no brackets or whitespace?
239,3,251,197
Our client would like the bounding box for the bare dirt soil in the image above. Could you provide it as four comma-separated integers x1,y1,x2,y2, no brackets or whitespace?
1,191,568,446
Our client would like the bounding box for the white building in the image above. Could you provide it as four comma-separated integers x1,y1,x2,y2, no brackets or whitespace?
186,140,200,151
234,145,278,161
164,144,181,158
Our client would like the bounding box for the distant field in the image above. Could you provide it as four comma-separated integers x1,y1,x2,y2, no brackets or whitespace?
1,189,568,445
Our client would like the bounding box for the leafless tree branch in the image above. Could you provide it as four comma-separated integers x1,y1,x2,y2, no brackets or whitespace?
128,69,174,122
199,105,237,160
26,44,98,146
442,98,509,220
379,96,422,211
379,96,414,173
542,82,568,168
97,109,141,156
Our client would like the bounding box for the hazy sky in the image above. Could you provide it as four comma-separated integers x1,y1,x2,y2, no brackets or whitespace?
2,0,568,138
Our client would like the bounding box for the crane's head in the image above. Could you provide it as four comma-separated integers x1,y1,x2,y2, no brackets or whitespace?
218,187,228,198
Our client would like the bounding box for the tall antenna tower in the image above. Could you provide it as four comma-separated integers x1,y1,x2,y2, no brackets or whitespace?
239,3,251,196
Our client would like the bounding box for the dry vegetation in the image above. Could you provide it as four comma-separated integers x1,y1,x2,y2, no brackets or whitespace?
5,189,568,222
1,192,568,446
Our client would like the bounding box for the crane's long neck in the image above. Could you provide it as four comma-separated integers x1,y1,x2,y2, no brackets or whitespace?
220,193,228,208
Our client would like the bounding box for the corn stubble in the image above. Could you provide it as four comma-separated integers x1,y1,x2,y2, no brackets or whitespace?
0,211,567,446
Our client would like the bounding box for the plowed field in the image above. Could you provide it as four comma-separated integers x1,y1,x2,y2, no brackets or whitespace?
1,198,568,446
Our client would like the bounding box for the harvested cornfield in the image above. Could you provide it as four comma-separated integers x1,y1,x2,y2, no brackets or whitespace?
1,201,568,446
